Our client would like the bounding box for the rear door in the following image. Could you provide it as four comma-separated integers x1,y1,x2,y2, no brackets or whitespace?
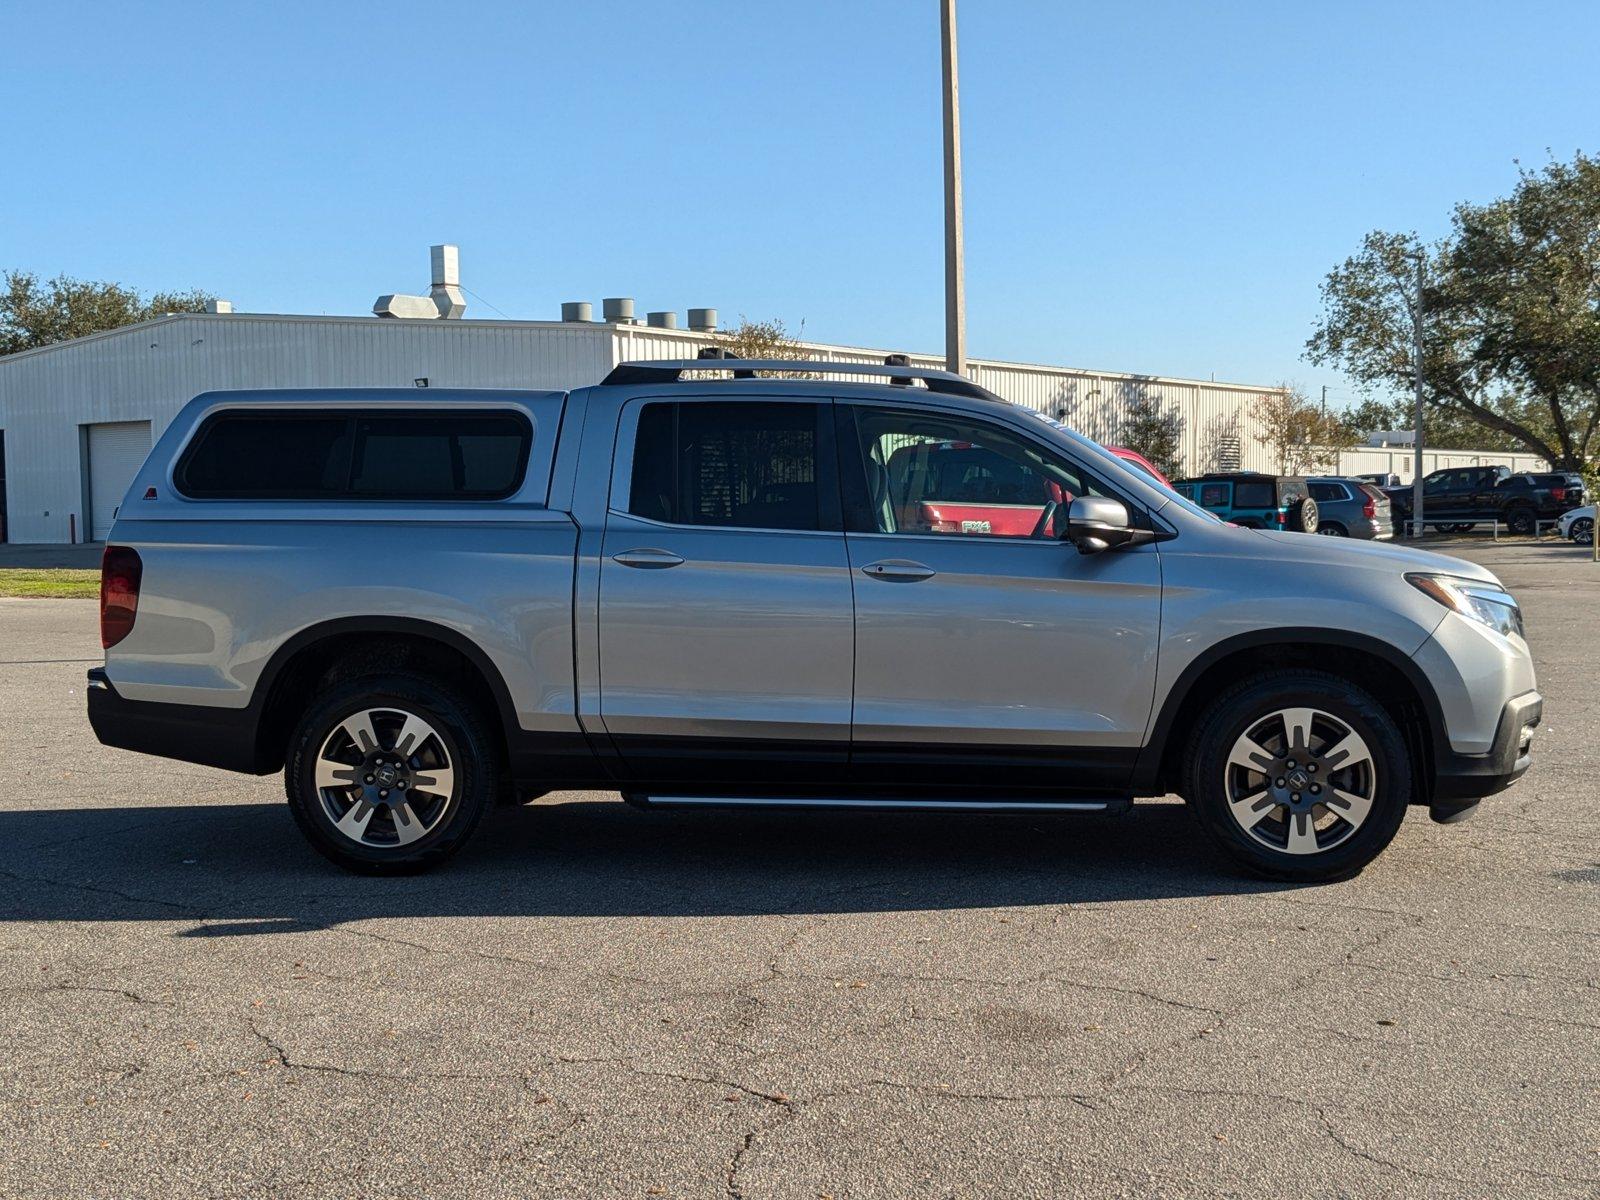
837,402,1162,794
1472,470,1513,515
595,397,855,784
1439,468,1482,517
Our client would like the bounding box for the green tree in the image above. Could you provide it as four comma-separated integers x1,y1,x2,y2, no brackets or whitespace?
1116,383,1186,479
1307,153,1600,470
1251,383,1345,474
710,316,817,377
1,270,215,356
1332,395,1523,451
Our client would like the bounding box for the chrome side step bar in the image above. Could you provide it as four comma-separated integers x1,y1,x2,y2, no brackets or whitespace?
635,795,1129,813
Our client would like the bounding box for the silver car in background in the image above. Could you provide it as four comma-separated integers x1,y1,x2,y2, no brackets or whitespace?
86,359,1541,882
1309,476,1393,539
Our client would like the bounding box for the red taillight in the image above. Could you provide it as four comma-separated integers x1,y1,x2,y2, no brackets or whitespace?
1273,511,1286,525
1363,495,1376,519
100,546,142,649
1551,487,1566,501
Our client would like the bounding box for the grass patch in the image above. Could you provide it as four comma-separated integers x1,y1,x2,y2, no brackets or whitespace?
0,568,101,598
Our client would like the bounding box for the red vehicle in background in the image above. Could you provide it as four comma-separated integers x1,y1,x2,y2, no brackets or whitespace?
881,441,1175,538
1105,446,1173,489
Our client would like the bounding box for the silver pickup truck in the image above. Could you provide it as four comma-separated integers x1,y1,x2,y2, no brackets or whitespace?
87,358,1540,880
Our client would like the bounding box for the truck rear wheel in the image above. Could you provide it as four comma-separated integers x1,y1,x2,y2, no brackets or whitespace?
284,673,498,873
1183,671,1411,881
1506,506,1536,537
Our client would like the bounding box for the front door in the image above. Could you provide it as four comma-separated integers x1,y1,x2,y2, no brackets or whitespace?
837,403,1163,795
596,397,854,785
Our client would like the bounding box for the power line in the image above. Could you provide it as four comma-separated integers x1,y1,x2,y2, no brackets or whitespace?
460,286,511,319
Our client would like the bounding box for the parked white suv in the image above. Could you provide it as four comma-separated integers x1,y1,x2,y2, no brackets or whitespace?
88,358,1541,879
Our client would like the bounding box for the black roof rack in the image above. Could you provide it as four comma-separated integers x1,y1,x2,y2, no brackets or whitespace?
600,355,992,400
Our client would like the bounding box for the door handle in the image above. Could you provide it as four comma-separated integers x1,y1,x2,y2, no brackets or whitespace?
860,559,936,582
612,548,685,569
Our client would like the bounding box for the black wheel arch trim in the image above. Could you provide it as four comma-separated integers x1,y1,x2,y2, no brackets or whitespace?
249,615,610,783
1131,627,1450,797
89,618,610,783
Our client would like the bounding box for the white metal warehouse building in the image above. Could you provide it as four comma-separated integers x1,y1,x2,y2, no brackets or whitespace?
0,311,1545,544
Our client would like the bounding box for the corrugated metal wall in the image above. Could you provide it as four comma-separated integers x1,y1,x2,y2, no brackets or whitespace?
0,314,1546,543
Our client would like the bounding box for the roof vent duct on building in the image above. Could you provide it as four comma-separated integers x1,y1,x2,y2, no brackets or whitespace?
373,243,467,320
646,311,678,329
429,244,465,319
602,297,636,325
687,308,718,333
560,301,594,323
204,299,234,314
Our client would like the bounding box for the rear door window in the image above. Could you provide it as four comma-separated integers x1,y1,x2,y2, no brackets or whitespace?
626,401,825,531
1309,482,1345,502
1197,482,1231,509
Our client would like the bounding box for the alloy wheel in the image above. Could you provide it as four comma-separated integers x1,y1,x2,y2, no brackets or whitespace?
313,707,456,848
1571,518,1594,546
1223,707,1377,855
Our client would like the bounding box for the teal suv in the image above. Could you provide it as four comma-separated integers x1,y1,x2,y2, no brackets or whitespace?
1173,473,1319,533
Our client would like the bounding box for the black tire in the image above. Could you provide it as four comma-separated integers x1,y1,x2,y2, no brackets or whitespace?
1568,517,1593,546
1316,522,1348,537
1505,506,1536,537
284,673,499,873
1286,496,1319,533
1182,670,1412,882
1445,523,1476,534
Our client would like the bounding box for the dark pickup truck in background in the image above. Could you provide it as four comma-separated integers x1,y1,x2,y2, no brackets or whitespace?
1386,466,1584,535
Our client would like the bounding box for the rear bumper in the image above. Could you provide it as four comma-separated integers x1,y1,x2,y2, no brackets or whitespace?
1431,691,1541,818
87,667,270,774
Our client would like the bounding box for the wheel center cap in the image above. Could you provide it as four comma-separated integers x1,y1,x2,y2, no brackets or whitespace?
1286,768,1310,791
374,764,400,788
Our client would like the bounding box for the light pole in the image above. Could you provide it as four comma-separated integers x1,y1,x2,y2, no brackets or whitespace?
940,0,966,375
1409,251,1426,537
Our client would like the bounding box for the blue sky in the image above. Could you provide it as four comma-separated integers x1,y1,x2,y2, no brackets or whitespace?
4,1,1597,406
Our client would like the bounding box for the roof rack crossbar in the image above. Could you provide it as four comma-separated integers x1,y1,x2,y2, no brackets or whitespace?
600,358,991,400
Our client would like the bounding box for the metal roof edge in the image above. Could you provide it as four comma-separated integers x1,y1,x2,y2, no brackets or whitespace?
0,312,192,366
1,310,1286,395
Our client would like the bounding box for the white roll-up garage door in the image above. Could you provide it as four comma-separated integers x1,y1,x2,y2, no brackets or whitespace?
87,421,152,541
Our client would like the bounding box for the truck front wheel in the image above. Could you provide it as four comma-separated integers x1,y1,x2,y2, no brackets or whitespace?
1183,671,1412,881
1506,506,1536,536
284,674,498,873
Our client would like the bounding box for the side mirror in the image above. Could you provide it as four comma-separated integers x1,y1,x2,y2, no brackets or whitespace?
1063,496,1147,554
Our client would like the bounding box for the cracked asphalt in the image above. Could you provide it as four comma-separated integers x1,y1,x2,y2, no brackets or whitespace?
1,538,1596,1198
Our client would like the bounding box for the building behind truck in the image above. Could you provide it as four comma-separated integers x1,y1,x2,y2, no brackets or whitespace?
0,245,1546,544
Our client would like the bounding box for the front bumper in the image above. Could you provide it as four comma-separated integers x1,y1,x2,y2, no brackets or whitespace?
1431,691,1541,819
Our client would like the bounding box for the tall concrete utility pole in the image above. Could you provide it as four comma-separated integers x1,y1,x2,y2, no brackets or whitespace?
940,0,966,375
1411,252,1426,536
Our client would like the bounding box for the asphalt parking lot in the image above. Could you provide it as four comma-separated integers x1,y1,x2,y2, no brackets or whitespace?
1,537,1595,1199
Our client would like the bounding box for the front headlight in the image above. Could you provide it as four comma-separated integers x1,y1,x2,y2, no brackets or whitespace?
1406,573,1524,639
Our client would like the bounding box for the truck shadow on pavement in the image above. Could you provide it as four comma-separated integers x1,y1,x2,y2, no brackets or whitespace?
0,797,1297,932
